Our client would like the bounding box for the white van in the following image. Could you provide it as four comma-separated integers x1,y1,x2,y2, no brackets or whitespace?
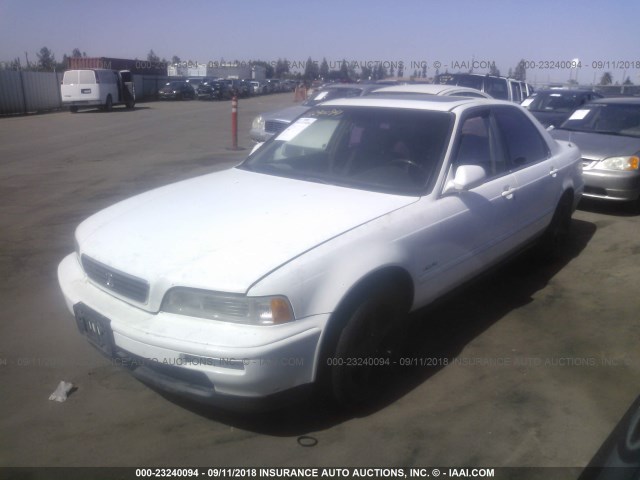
61,69,135,113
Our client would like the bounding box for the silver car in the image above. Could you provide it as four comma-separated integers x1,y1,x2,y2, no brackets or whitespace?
550,97,640,203
250,83,380,142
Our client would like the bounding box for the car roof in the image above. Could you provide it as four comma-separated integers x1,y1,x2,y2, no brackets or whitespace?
533,89,599,95
321,83,376,91
371,84,490,97
320,95,506,112
587,97,640,105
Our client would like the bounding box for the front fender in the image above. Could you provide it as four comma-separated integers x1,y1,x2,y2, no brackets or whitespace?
246,224,412,321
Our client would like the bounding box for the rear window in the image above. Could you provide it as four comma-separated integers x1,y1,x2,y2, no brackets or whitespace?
62,71,79,85
79,70,96,84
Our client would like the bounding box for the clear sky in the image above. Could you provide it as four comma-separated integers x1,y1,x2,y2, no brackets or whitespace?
1,0,639,85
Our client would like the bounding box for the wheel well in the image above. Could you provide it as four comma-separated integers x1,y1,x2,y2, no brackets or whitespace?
321,268,413,348
335,267,414,318
560,188,574,205
314,266,414,388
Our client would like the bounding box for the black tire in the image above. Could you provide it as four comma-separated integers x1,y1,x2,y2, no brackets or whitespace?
69,106,78,113
104,95,113,112
328,284,407,408
126,100,135,109
538,192,572,259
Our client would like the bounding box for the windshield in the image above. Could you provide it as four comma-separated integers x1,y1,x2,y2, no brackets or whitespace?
303,88,364,106
526,92,589,113
239,106,453,195
558,103,640,137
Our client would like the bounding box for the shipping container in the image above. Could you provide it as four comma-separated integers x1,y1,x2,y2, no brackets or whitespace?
67,57,166,76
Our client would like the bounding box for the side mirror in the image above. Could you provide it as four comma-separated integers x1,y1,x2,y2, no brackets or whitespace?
443,164,487,195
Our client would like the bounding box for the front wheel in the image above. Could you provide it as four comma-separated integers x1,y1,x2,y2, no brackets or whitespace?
328,285,407,408
104,95,113,112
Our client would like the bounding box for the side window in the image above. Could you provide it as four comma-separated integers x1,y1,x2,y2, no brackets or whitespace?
493,107,549,167
485,78,508,100
453,112,507,179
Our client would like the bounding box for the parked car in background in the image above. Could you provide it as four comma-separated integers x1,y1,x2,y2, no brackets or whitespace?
61,69,135,112
219,79,251,97
185,77,205,94
249,81,263,95
370,84,492,98
58,95,582,410
159,81,196,100
250,83,381,142
197,79,231,100
550,97,640,203
438,73,534,103
522,89,604,128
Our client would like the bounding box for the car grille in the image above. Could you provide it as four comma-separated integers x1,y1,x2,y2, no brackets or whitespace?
265,120,288,135
81,255,150,303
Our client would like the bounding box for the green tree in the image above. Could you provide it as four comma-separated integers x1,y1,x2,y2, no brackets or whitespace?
339,59,349,80
397,62,404,78
171,55,181,64
623,76,634,85
275,58,290,78
72,48,83,58
513,59,526,81
599,72,613,85
36,46,56,71
303,57,319,81
489,63,500,76
319,58,329,79
147,50,160,63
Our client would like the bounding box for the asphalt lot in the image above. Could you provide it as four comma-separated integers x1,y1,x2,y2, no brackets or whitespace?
1,93,639,473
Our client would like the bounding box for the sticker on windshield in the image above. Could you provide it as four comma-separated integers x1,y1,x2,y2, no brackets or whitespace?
276,118,317,142
521,98,533,107
569,109,590,120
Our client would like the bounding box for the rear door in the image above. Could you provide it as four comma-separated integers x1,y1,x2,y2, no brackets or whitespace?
493,106,558,240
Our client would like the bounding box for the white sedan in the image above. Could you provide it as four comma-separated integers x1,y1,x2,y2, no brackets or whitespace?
58,96,583,410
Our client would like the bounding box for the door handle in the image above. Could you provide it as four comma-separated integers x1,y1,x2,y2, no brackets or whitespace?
549,167,559,178
501,187,516,199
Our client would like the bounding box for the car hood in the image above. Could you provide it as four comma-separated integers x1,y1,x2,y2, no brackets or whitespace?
550,129,640,160
77,167,417,308
262,104,311,123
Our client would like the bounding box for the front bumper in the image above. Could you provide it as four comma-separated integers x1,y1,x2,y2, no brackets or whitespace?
58,253,327,408
582,169,640,201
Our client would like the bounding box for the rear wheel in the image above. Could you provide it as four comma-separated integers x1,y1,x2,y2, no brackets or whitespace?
69,106,78,113
104,95,113,112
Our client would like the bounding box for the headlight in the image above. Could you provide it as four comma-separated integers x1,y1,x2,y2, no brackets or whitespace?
252,115,265,131
161,288,294,325
598,156,639,171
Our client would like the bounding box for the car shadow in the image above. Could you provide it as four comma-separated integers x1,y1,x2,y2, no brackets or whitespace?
74,106,151,114
149,217,597,436
578,197,640,217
